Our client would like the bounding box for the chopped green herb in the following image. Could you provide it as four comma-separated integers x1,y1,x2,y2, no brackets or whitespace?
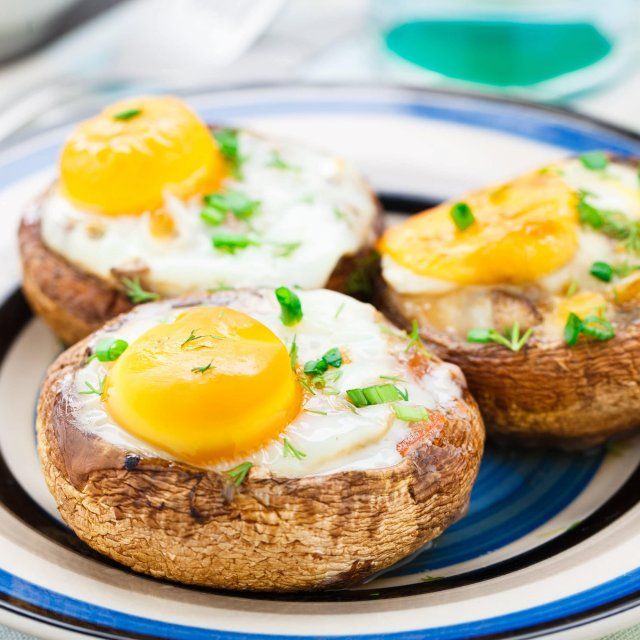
181,329,223,349
379,374,405,382
393,404,429,422
212,233,258,253
304,358,329,376
191,360,214,374
268,151,295,170
334,208,347,221
89,337,128,363
200,206,226,226
322,347,343,369
566,280,579,297
275,287,303,326
80,377,105,396
467,322,533,352
113,108,141,121
204,191,260,221
213,128,242,176
334,302,345,319
272,241,301,258
580,151,609,171
122,277,160,304
208,283,233,292
405,319,430,355
450,202,475,231
590,261,614,282
289,335,298,370
347,384,404,408
283,438,306,460
564,312,615,346
225,461,253,486
305,408,328,416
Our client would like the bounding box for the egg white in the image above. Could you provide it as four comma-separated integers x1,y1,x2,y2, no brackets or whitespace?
382,159,640,297
39,132,378,295
71,290,463,478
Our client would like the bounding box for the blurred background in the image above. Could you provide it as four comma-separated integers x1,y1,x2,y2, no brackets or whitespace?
0,0,639,148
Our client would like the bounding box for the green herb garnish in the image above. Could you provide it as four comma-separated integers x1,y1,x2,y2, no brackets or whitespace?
122,277,160,304
393,404,429,422
272,241,301,257
181,329,223,349
566,280,579,297
212,233,258,253
213,128,242,176
113,108,141,121
347,384,405,408
322,347,343,369
268,151,295,170
405,319,431,355
334,302,345,319
450,202,475,231
80,377,105,396
304,358,328,376
283,438,306,460
289,335,298,370
88,337,128,362
590,261,614,282
200,207,225,226
275,287,303,326
467,322,533,352
204,191,260,221
225,461,252,486
578,194,640,254
564,312,615,346
580,151,609,171
191,361,214,374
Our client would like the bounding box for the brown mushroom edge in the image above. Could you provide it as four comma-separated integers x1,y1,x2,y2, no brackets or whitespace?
378,280,640,450
37,292,485,592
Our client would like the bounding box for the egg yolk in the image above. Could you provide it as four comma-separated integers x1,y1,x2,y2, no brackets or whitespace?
553,291,607,327
104,307,302,466
379,172,579,285
60,96,225,216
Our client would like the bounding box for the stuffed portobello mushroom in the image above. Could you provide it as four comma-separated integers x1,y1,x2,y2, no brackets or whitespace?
37,287,484,591
19,96,382,345
378,154,640,448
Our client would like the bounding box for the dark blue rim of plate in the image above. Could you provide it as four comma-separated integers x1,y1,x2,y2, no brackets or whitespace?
0,84,639,640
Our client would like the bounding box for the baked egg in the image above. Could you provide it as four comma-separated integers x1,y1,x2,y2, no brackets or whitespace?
379,154,640,343
70,288,464,477
38,96,379,296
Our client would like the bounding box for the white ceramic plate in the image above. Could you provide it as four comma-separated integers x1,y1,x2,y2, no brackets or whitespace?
0,84,639,640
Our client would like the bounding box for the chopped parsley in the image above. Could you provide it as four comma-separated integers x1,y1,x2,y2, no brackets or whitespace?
225,461,253,486
283,438,306,460
564,312,615,346
579,151,609,171
113,108,141,121
88,337,128,363
347,384,406,408
467,322,533,352
450,202,475,231
275,287,303,326
122,276,160,304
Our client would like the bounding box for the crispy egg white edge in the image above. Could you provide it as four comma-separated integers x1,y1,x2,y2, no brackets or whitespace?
67,290,464,479
381,159,640,298
38,131,378,295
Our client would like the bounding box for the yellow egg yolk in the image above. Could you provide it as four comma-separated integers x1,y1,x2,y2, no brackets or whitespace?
104,307,302,466
60,96,225,216
553,291,608,328
379,171,579,285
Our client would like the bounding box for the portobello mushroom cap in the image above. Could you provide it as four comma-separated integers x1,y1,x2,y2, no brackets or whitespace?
377,155,640,449
37,291,484,592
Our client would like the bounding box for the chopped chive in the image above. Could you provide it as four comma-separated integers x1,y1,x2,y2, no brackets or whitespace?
564,312,615,346
405,319,430,354
346,384,404,408
191,361,214,374
578,199,604,228
225,461,252,486
334,302,345,319
289,335,298,370
79,377,105,396
212,233,258,253
305,408,328,416
379,374,405,382
271,241,301,258
200,207,226,226
213,129,242,176
566,280,579,297
580,151,609,171
304,358,328,376
283,438,306,460
121,277,160,304
88,337,128,363
334,208,347,221
564,312,583,346
204,191,260,221
467,323,533,352
275,287,303,326
590,261,614,282
113,108,141,121
322,347,342,368
268,151,294,170
393,404,428,422
450,202,475,231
